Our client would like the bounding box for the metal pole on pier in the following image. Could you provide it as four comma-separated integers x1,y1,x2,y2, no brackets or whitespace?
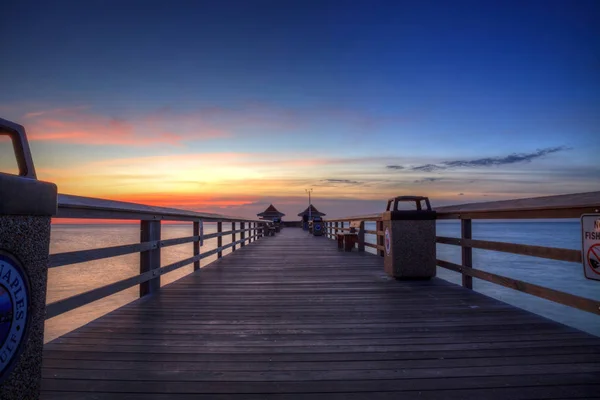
305,188,313,221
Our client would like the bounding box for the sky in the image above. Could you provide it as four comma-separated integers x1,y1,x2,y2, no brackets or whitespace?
1,0,599,219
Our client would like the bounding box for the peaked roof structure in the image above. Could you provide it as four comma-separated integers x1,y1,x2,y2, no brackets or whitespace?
297,204,326,217
257,204,285,220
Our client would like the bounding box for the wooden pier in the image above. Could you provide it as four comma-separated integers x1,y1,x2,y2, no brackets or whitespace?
41,227,600,399
3,119,600,399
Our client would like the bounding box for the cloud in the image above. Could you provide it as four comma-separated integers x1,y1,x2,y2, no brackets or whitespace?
23,107,229,146
386,165,405,170
414,177,442,184
321,179,361,185
442,146,570,168
15,102,412,147
459,193,464,196
411,164,446,172
410,146,570,172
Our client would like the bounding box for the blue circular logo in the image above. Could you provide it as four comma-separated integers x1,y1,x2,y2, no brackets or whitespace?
0,254,29,379
315,224,322,231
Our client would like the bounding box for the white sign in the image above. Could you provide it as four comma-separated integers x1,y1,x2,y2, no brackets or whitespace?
581,214,600,281
384,228,391,256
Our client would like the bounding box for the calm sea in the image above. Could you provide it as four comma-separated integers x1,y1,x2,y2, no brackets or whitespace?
46,221,599,342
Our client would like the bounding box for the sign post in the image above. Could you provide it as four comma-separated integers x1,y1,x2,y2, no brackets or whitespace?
581,214,600,281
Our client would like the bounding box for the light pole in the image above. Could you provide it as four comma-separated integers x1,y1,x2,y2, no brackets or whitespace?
305,188,313,221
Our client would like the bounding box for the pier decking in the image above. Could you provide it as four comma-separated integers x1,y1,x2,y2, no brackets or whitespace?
41,228,600,399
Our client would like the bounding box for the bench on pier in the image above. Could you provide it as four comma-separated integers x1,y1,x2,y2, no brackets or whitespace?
265,222,277,236
336,221,360,251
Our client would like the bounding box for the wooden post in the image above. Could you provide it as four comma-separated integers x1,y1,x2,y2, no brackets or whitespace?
193,221,200,271
461,219,473,289
358,221,365,252
140,220,161,297
377,220,384,257
217,221,223,259
240,222,246,247
335,221,339,236
232,222,236,251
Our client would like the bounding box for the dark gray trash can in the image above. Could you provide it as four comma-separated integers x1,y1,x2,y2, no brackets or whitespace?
382,196,436,279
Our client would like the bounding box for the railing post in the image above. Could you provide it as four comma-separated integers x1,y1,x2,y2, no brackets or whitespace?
232,222,236,251
461,218,473,289
240,222,245,247
140,220,161,297
335,221,339,237
217,221,223,258
358,221,365,252
193,221,200,271
377,220,384,257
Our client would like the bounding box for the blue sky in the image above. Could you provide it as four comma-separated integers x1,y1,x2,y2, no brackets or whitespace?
1,0,598,218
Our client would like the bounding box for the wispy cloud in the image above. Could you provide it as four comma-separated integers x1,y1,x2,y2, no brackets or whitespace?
24,108,229,146
414,177,442,184
411,164,445,172
16,102,412,147
321,179,361,185
389,147,571,172
440,146,570,169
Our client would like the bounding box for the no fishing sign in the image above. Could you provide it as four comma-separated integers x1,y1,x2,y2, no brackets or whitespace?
581,214,600,281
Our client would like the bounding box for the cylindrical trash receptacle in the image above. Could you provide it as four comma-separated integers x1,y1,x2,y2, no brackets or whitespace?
382,196,436,279
0,118,57,399
302,215,309,230
312,217,324,236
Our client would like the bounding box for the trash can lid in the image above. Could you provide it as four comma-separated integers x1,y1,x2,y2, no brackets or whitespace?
386,196,432,212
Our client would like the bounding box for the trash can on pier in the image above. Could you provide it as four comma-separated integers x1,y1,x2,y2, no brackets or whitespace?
312,217,324,236
382,196,436,279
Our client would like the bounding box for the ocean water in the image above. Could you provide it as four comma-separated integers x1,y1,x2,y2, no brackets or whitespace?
45,221,600,342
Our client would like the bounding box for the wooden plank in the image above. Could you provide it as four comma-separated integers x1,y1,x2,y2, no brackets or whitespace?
436,259,600,315
217,222,222,258
377,221,385,257
461,219,473,289
49,241,156,268
326,213,382,222
41,228,600,399
193,221,200,271
240,222,245,248
232,222,236,252
436,236,582,263
160,235,200,247
139,220,160,297
435,191,600,220
357,221,365,252
57,193,263,222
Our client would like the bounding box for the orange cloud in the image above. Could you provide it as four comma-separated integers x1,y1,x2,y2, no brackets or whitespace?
104,192,258,209
23,107,229,146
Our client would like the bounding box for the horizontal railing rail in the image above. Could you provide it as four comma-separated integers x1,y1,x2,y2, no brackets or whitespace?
57,193,259,222
323,191,600,316
47,194,267,319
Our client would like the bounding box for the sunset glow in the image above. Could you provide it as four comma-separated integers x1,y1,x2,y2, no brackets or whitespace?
2,1,598,219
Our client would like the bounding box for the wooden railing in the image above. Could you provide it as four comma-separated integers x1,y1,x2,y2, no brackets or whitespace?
325,191,600,316
46,194,265,319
